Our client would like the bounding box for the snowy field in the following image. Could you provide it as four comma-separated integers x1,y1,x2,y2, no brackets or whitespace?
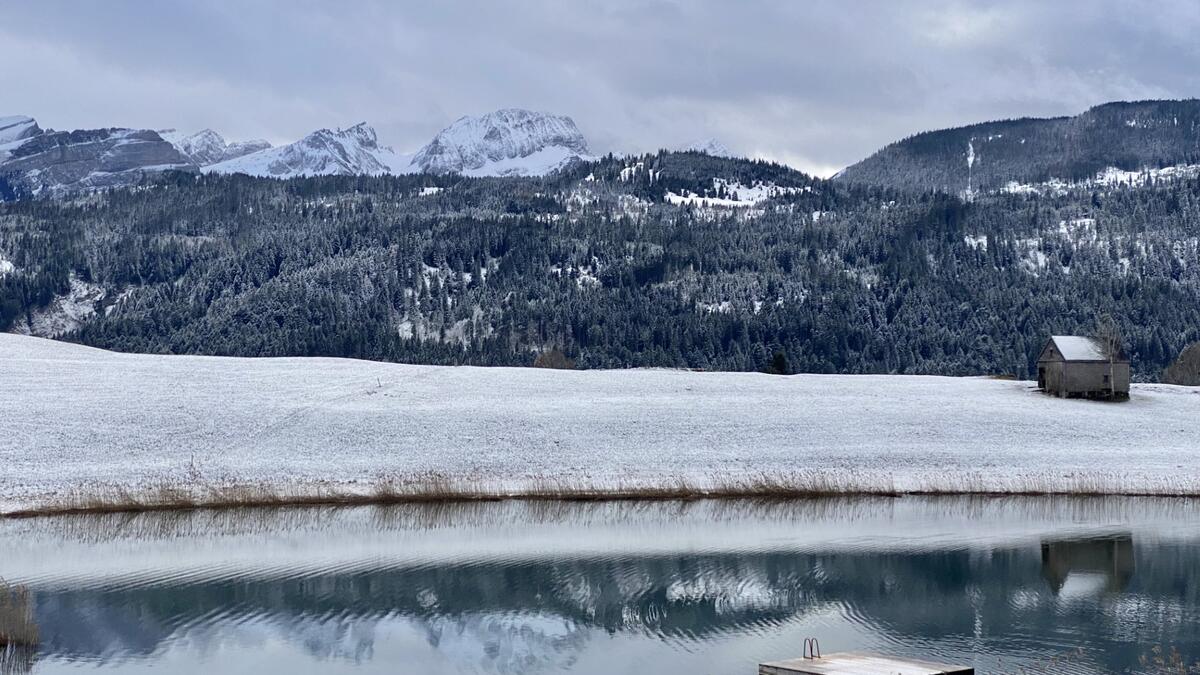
1,334,1198,514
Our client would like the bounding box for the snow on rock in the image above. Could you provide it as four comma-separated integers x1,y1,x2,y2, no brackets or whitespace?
411,108,592,175
206,109,592,179
0,115,41,160
683,138,734,158
206,123,408,178
457,144,585,177
2,334,1200,513
0,127,195,195
158,128,270,166
0,115,40,144
10,276,105,337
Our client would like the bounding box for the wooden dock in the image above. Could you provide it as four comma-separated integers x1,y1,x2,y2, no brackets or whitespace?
760,652,973,675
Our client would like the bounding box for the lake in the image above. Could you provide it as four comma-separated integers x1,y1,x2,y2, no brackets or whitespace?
2,497,1199,674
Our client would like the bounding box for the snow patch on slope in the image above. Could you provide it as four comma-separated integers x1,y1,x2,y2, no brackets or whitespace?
665,178,809,207
1002,164,1200,195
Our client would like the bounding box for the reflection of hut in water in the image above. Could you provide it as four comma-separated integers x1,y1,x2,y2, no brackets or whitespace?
1040,534,1134,594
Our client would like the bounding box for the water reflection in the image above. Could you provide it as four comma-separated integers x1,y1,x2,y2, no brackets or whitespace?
1,645,37,675
2,497,1199,675
1041,534,1135,595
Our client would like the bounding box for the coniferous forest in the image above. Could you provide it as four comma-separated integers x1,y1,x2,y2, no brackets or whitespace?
2,150,1199,380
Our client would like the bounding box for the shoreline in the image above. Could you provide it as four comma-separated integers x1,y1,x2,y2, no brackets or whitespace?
8,475,1200,519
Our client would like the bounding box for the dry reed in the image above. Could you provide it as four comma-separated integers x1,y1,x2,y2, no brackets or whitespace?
5,468,1200,519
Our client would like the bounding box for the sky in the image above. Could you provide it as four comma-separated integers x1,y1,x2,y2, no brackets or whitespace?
4,0,1200,177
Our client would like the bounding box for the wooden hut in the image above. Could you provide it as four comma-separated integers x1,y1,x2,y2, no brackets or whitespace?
1036,335,1129,400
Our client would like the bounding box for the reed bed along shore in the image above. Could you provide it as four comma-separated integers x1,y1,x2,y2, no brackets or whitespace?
7,468,1200,519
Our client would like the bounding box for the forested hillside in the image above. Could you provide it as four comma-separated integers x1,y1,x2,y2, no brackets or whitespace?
838,100,1200,193
2,150,1198,379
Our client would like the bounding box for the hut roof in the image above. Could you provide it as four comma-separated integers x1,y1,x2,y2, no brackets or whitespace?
1043,335,1124,363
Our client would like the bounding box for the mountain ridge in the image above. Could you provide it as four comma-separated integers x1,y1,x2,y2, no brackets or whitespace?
158,128,271,166
836,99,1200,193
208,109,594,179
0,119,195,196
205,122,405,177
6,98,1200,196
410,108,592,175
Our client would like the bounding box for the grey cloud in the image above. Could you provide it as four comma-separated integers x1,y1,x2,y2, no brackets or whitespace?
2,0,1197,176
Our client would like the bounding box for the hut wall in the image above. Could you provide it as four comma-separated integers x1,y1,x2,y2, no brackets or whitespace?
1040,360,1129,397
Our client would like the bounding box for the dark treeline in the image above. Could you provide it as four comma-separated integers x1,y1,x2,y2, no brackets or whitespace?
1,150,1198,379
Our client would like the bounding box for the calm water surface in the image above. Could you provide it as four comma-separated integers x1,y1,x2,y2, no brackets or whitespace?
2,497,1199,674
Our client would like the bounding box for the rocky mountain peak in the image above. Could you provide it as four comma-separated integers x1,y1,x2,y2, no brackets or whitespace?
683,138,734,158
411,109,591,175
0,115,41,147
159,128,271,166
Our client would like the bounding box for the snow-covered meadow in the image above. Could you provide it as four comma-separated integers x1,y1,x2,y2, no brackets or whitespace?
1,334,1198,514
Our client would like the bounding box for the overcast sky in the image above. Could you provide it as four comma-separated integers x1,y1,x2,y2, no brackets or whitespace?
5,0,1199,176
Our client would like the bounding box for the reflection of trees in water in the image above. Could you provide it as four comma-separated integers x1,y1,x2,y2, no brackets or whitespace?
28,540,1200,673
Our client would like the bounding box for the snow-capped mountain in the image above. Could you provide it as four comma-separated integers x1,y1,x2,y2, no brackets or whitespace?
410,109,592,176
1,109,595,192
683,138,734,158
205,123,406,178
207,109,594,179
0,116,194,196
158,128,270,166
0,115,44,162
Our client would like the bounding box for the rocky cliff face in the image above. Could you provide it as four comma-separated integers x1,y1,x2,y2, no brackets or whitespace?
410,109,592,175
0,123,195,196
158,129,271,166
205,123,403,177
208,109,593,178
0,116,42,156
